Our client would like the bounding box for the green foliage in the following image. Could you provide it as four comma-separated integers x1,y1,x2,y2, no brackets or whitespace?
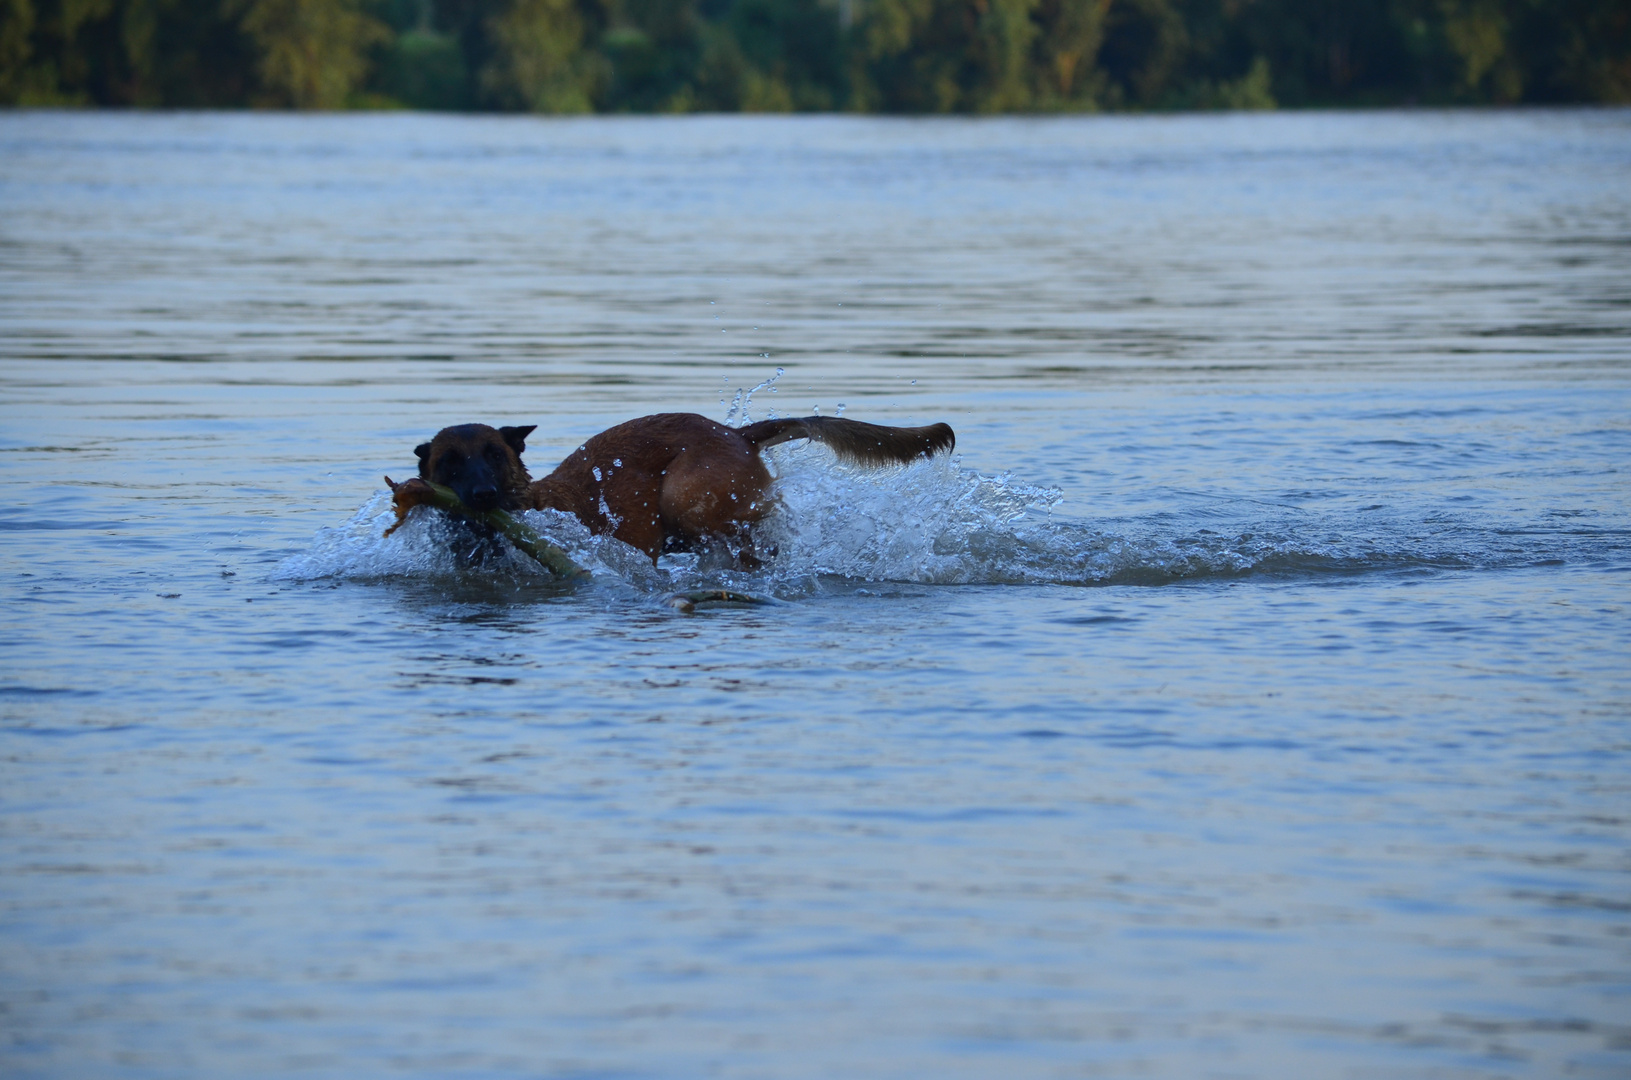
1035,0,1111,106
242,0,387,107
693,0,845,111
482,0,590,111
0,0,40,102
1,0,1627,109
1099,0,1186,106
377,29,469,108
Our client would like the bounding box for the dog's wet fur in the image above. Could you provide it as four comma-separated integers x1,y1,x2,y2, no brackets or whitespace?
415,413,955,567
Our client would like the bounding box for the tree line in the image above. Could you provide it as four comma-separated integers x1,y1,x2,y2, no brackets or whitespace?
2,0,1627,111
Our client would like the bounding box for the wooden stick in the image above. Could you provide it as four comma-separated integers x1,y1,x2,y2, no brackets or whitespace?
665,589,777,614
383,476,588,580
383,477,776,609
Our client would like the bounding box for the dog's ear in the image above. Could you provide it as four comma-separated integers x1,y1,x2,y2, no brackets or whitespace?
414,442,432,468
499,425,536,456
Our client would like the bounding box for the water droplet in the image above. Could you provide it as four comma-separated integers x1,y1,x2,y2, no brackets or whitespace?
613,459,622,468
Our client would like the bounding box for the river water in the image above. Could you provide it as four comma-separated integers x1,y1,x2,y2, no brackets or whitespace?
2,109,1628,1078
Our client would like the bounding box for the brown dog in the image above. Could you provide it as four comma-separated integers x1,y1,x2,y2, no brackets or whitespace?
414,413,954,566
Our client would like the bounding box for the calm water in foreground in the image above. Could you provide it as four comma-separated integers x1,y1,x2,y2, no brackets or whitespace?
2,109,1629,1078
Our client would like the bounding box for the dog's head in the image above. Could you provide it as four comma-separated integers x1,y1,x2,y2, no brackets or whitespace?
415,423,536,513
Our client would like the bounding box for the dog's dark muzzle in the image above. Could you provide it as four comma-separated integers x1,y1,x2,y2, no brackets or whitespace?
453,459,504,513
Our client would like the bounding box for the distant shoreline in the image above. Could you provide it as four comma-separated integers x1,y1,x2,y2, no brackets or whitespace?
5,0,1625,115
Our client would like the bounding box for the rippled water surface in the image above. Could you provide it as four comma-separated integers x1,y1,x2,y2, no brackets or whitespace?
3,110,1630,1078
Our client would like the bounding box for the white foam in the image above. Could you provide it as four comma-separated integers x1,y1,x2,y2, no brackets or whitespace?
755,445,1448,587
275,492,579,582
275,452,1458,593
756,447,1062,585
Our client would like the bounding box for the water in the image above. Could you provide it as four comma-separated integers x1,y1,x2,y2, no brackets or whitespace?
2,109,1629,1078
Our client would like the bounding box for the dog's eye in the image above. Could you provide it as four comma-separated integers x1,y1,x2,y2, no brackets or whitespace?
440,451,463,474
484,446,503,463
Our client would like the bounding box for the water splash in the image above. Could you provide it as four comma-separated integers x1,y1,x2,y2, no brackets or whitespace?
275,493,654,588
276,446,1521,597
751,448,1398,588
722,367,785,428
755,449,1062,586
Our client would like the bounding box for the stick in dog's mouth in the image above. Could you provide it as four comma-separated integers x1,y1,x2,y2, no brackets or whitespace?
384,475,587,580
383,476,774,612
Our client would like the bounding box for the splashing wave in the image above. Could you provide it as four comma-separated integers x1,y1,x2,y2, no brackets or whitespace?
756,448,1464,588
275,446,1553,595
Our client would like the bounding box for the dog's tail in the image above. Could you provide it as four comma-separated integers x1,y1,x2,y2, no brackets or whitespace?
739,416,954,466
